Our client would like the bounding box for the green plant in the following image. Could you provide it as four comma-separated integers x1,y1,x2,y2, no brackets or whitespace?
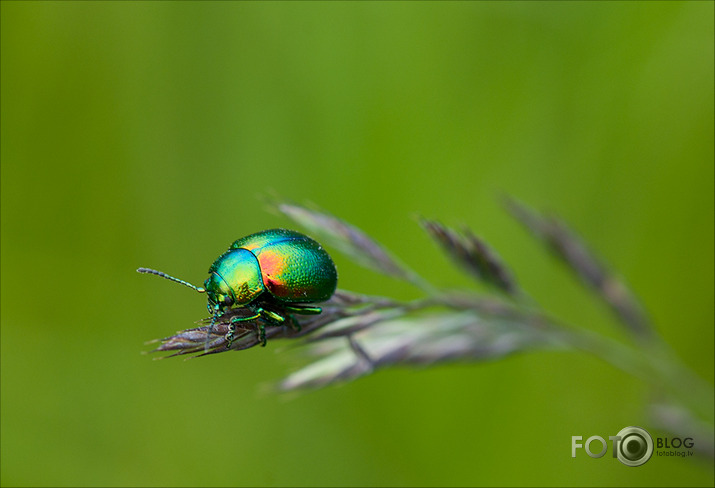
147,199,714,459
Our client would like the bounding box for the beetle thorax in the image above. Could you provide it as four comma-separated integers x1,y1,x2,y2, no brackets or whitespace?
204,248,265,312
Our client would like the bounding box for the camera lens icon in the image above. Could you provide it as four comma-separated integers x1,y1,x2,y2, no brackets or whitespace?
616,426,653,466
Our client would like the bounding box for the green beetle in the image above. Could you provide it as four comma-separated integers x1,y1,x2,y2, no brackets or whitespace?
138,229,338,348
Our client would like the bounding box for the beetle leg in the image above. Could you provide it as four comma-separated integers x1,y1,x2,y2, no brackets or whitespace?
204,311,221,352
257,322,266,347
290,316,302,333
254,309,286,347
283,305,322,315
259,309,285,323
280,305,323,334
226,323,235,350
229,312,262,323
226,312,261,349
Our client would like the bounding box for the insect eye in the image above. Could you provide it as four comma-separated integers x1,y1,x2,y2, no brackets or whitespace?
221,295,233,306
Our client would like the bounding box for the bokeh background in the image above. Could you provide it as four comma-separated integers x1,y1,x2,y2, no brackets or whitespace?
1,2,713,487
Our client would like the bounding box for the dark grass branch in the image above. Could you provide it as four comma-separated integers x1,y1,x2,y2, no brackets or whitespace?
420,219,518,296
147,199,713,457
503,196,653,340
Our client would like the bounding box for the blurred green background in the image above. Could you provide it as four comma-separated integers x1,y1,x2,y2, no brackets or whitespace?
1,2,713,487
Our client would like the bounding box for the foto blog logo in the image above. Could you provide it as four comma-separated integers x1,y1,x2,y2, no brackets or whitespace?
572,426,654,467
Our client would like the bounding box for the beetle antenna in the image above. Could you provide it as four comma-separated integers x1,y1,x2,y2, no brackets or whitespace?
137,268,206,293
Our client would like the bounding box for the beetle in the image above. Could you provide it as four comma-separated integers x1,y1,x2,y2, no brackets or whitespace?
138,228,338,348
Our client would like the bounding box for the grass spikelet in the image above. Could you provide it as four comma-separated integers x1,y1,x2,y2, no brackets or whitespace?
503,196,652,340
420,218,518,295
144,198,712,458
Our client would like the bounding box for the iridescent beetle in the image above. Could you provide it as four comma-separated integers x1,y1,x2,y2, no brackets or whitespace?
138,229,338,348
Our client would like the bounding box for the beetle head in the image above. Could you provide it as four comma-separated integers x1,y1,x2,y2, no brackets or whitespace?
204,271,235,315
